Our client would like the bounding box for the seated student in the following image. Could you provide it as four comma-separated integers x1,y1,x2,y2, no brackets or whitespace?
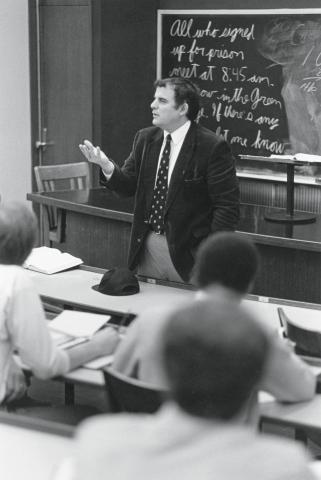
0,201,120,408
112,232,316,406
74,299,316,480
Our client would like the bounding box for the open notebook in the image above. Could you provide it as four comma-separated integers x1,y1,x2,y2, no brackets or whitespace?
24,247,83,274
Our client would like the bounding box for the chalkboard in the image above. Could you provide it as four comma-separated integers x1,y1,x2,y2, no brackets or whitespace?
157,9,321,177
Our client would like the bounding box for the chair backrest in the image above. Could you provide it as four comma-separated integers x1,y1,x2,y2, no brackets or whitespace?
34,162,91,243
103,366,166,414
34,162,91,193
278,307,321,358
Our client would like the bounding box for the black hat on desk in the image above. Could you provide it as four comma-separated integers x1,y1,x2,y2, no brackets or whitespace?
92,267,140,296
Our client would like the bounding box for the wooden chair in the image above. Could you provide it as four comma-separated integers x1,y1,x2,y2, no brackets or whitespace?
34,162,91,314
278,307,321,358
34,162,91,244
103,366,166,414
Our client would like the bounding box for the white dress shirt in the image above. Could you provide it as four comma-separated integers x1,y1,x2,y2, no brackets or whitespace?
74,402,315,480
156,120,191,186
0,265,69,403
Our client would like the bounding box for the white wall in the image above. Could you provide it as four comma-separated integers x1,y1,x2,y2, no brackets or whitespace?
0,0,31,204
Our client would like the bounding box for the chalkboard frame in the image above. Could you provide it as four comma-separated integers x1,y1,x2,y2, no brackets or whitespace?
157,8,321,182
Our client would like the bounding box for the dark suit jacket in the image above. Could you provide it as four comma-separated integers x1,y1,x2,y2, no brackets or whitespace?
103,122,240,282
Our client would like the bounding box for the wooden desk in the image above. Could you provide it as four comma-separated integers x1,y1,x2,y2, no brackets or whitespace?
0,412,73,480
27,188,321,304
239,203,321,304
28,188,133,270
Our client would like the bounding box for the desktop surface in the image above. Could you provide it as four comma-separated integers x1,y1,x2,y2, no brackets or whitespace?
27,267,193,317
0,421,72,480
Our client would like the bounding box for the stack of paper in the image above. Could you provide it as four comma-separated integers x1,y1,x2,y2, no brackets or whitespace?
24,247,83,274
49,310,111,338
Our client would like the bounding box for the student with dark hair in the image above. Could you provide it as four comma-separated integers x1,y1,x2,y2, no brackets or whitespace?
0,201,119,407
112,232,315,407
74,299,316,480
79,76,239,283
162,299,267,420
191,231,259,294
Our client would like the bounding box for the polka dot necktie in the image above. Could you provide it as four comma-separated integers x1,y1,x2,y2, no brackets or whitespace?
149,134,172,234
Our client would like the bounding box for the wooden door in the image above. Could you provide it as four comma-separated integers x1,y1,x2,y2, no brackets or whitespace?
29,0,97,242
29,0,94,178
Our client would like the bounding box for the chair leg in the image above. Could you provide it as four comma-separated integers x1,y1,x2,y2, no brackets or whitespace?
64,383,75,405
295,428,308,445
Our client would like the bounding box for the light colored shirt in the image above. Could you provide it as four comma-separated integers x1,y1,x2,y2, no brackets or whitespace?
156,120,191,186
113,289,316,404
0,265,69,403
74,402,316,480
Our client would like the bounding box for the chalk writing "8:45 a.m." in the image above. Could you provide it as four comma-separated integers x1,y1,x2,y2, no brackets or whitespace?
222,66,246,83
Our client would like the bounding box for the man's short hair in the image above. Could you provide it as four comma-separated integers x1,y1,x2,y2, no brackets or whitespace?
0,201,37,265
154,77,200,121
192,232,259,294
161,298,269,420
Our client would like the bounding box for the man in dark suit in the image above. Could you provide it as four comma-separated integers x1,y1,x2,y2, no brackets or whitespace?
79,77,239,282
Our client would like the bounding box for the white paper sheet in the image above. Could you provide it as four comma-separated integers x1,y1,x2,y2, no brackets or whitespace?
49,310,111,338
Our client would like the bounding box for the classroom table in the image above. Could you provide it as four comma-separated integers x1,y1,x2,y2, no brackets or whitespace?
26,266,193,398
24,265,321,439
259,394,321,442
0,412,73,480
26,265,321,392
27,188,321,304
27,265,193,318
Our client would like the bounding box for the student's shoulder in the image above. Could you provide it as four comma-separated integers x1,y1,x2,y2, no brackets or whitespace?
0,264,29,285
135,303,184,333
77,412,150,448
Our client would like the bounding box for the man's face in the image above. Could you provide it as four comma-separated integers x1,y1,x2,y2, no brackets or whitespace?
151,84,187,132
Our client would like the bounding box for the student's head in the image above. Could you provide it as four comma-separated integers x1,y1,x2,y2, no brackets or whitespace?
0,201,37,265
161,298,269,420
192,232,259,295
151,77,200,131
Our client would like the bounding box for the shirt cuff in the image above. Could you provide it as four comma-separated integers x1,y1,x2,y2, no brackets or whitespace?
102,163,115,181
